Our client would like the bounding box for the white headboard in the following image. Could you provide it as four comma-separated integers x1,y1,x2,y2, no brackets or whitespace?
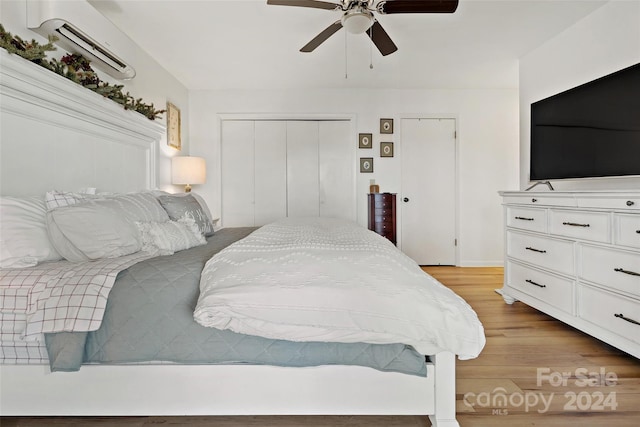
0,49,164,197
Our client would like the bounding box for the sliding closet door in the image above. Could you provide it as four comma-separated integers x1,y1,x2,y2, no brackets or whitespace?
221,118,354,226
319,121,355,221
286,121,320,217
221,121,255,227
254,121,287,225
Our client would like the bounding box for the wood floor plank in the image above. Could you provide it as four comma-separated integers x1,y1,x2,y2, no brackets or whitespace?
2,267,639,426
424,266,640,427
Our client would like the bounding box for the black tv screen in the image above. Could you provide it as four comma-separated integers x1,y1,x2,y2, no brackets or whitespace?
530,62,640,181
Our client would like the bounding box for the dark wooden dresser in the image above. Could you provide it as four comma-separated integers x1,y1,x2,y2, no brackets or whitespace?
367,193,396,245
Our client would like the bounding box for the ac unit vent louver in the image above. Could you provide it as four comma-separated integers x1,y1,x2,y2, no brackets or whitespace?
57,24,129,71
27,0,136,80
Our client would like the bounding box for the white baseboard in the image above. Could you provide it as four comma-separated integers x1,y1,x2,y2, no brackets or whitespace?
458,260,504,267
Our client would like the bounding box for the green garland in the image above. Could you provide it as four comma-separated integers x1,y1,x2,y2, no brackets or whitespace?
0,23,165,120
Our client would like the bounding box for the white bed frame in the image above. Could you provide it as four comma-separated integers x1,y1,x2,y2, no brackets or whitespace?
0,353,457,426
0,49,461,426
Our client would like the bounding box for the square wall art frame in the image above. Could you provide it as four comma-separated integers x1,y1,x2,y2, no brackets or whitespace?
359,133,373,149
380,118,394,134
360,157,374,173
380,142,394,157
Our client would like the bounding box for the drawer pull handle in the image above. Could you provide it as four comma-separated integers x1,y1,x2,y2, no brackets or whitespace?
627,200,635,207
526,247,547,254
614,313,640,326
636,230,640,234
526,279,546,288
531,198,537,203
515,216,534,221
614,267,640,277
562,222,590,227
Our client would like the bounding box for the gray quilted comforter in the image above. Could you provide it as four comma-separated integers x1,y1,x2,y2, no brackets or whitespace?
45,227,427,375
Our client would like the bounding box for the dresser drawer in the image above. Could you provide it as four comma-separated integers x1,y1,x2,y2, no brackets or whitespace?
577,196,640,211
503,195,576,207
615,214,640,249
507,231,575,275
507,261,574,314
374,215,394,224
374,222,394,235
506,207,547,233
580,245,640,298
373,198,394,209
374,222,394,234
579,285,640,344
374,207,394,217
549,209,610,243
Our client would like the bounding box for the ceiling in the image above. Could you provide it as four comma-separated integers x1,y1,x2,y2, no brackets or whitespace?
88,0,607,91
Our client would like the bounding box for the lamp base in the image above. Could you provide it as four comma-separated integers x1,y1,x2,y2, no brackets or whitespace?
184,184,192,193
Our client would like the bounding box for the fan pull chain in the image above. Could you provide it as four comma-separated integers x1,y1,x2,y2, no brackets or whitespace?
369,25,374,69
344,30,348,79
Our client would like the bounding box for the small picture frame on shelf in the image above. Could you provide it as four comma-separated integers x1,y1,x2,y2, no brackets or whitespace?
167,102,181,150
359,133,373,149
360,157,374,173
380,142,394,157
380,118,394,134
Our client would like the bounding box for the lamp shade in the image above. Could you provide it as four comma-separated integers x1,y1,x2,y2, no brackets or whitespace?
172,156,206,192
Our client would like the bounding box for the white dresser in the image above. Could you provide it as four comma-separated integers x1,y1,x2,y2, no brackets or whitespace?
499,191,640,358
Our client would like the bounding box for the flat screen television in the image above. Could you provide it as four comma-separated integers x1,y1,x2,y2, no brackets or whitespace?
530,62,640,181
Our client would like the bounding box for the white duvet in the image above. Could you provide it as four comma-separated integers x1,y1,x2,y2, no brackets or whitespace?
194,217,485,359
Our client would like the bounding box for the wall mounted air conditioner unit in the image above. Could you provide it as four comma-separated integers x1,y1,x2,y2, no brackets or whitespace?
27,0,136,80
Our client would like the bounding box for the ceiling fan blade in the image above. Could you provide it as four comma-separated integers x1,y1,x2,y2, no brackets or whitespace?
367,20,398,56
267,0,342,11
377,0,459,14
300,21,343,52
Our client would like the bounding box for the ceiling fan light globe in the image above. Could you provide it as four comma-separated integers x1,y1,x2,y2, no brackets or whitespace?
341,12,373,34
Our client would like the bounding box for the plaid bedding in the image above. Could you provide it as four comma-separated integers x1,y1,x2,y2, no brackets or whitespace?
0,312,28,341
0,252,153,343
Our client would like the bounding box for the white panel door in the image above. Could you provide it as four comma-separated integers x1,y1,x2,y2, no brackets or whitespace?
221,121,255,227
401,118,457,265
254,121,287,226
319,120,355,221
287,121,320,217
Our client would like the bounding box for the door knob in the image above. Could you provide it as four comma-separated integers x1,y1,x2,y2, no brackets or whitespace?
403,197,409,202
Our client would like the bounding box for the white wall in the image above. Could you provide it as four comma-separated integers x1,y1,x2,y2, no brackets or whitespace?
1,0,523,266
0,0,189,192
190,88,519,266
519,0,640,191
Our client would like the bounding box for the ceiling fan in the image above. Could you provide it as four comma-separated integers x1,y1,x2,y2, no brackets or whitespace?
266,0,459,56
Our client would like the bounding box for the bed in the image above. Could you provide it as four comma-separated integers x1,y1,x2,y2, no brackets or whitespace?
0,49,484,426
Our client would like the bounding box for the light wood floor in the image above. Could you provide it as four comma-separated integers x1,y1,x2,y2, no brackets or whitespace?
2,267,638,427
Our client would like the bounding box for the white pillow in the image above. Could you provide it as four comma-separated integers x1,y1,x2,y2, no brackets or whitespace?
47,198,141,261
46,190,170,223
136,218,206,255
107,192,170,223
0,196,62,268
45,213,90,262
44,190,95,210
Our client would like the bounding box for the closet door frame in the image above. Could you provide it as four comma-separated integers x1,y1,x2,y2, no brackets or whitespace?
218,113,357,226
